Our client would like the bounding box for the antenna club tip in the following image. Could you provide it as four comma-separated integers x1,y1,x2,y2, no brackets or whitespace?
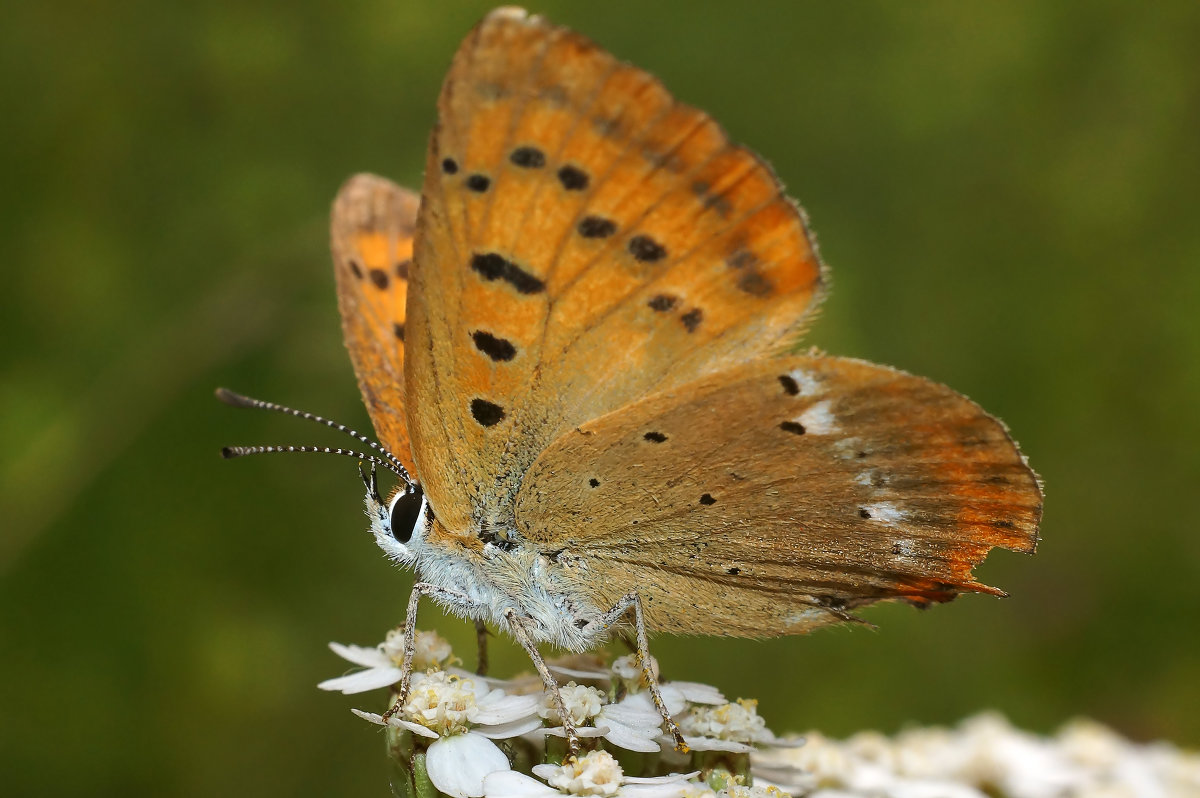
215,387,255,408
220,446,241,459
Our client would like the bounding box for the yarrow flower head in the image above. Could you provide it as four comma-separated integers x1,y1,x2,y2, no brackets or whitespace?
318,628,458,694
679,699,796,753
608,654,727,711
483,750,699,798
354,670,542,798
539,681,668,753
754,712,1200,798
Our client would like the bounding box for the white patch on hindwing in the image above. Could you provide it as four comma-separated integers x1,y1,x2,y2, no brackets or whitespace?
862,501,907,525
786,367,823,397
794,399,838,435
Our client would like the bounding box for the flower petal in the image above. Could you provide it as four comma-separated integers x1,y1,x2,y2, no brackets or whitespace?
318,666,404,694
530,764,558,780
603,721,662,753
680,735,752,753
548,664,610,681
619,690,686,718
474,715,546,740
541,725,610,739
473,691,543,725
602,702,663,728
395,719,440,739
329,642,392,668
426,733,511,798
483,770,562,798
622,772,699,785
351,709,386,725
618,781,694,798
664,681,725,705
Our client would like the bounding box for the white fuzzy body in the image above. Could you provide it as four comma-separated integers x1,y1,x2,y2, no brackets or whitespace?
366,491,607,652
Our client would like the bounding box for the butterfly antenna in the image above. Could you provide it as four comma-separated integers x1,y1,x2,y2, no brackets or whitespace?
220,445,404,480
216,387,412,484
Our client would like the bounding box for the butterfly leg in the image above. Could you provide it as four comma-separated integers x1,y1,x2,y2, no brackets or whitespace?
381,581,473,724
474,619,489,676
589,592,688,752
504,608,580,754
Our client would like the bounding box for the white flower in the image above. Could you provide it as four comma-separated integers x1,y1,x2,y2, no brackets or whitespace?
483,750,697,798
354,670,543,798
318,628,457,694
609,654,727,710
539,681,667,753
551,654,726,712
954,713,1086,797
756,713,1200,798
678,699,797,753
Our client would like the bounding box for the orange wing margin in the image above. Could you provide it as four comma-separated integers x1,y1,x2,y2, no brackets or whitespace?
331,173,420,476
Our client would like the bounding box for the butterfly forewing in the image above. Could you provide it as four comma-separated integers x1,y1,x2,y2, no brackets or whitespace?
513,354,1042,636
407,9,825,533
331,173,421,475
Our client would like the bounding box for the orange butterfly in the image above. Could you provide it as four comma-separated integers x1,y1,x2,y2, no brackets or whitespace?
222,7,1041,751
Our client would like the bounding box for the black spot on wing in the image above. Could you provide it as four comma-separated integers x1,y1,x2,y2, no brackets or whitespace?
680,308,703,332
470,398,505,427
647,294,678,312
578,216,616,239
369,269,389,290
349,260,363,280
557,165,589,190
470,253,546,294
628,235,667,263
588,478,600,488
780,420,806,435
778,375,800,395
737,271,773,296
472,330,517,361
466,174,491,192
510,146,546,168
699,493,716,506
441,158,459,174
393,323,405,341
643,431,667,443
395,259,411,280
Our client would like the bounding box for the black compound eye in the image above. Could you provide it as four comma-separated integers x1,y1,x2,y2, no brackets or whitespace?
388,486,423,544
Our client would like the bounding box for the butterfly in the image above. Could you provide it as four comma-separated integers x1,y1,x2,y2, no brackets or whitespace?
221,7,1041,751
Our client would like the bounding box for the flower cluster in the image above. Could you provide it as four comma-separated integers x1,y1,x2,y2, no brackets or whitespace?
755,712,1200,798
320,629,1200,798
320,629,795,798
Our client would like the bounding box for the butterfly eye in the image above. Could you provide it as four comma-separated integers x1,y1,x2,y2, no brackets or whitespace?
388,486,424,544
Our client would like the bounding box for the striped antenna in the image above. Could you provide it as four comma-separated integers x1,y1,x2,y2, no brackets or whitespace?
216,388,412,485
220,444,404,479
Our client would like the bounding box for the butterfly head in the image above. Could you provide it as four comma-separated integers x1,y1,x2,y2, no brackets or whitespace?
365,473,429,567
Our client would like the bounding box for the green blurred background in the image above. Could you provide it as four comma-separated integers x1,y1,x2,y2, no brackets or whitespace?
3,1,1198,794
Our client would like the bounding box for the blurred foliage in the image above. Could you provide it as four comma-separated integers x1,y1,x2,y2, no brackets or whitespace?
2,1,1198,795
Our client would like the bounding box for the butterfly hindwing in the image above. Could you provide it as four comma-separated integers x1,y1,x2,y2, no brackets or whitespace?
513,353,1042,636
407,9,826,533
332,173,421,476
